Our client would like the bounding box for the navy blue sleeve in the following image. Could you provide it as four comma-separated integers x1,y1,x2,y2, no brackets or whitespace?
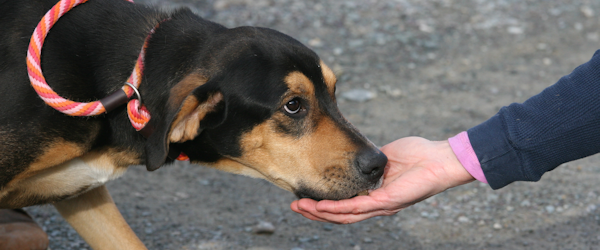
467,49,600,189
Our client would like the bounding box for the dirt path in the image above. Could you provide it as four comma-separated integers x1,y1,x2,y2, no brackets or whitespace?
26,0,600,249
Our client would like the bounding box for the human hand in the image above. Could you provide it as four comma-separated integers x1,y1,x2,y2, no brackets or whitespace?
290,137,475,224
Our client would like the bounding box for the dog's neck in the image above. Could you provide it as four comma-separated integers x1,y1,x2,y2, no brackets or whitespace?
38,2,225,161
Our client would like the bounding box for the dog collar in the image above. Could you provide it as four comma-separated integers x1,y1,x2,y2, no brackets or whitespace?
27,0,150,131
27,0,190,162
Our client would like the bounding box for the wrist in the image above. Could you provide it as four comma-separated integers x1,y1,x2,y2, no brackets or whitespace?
448,131,488,184
435,140,476,188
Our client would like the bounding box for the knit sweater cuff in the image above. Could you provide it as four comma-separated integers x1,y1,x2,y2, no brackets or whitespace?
449,131,488,184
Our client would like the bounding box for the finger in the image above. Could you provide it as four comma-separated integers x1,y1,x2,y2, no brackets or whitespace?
313,189,391,214
296,210,331,223
291,199,340,223
300,208,396,224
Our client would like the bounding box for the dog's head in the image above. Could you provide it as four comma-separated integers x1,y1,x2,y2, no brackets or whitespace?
144,25,387,201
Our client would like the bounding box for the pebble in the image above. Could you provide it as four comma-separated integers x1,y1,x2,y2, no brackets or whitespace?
333,47,344,56
341,89,377,102
586,204,597,212
493,223,503,230
545,205,555,213
175,192,189,199
363,237,373,243
378,85,402,97
586,32,599,42
507,26,524,35
581,6,595,18
308,38,324,48
458,216,470,223
252,221,276,234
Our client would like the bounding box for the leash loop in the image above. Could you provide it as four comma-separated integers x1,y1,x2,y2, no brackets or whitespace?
124,82,142,104
26,0,151,130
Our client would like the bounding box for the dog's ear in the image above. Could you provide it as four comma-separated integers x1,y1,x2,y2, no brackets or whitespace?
144,74,225,171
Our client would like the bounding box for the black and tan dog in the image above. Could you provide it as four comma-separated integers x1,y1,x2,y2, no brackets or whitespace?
0,0,387,248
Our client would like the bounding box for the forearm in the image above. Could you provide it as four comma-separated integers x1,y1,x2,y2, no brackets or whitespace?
466,49,600,189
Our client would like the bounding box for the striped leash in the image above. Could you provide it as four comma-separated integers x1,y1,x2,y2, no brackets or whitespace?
26,0,190,161
26,0,149,131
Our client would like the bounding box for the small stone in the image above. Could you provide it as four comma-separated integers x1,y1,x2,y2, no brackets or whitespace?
333,47,344,56
537,43,548,50
586,32,599,42
493,223,502,230
548,8,562,16
175,192,189,199
587,204,597,212
252,221,275,234
363,237,373,243
348,39,364,48
520,200,531,207
487,193,499,202
543,58,552,66
418,22,434,33
581,6,595,18
341,89,376,102
323,224,333,231
213,0,229,11
458,216,470,223
298,237,312,243
545,205,555,213
574,22,583,31
507,26,524,35
420,211,429,218
308,38,324,48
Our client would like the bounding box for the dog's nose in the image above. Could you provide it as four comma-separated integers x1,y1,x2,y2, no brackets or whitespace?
355,148,387,180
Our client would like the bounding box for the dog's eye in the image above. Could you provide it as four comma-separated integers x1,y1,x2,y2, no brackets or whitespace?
283,98,303,115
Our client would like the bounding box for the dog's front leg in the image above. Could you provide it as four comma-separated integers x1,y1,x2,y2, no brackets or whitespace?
53,185,147,250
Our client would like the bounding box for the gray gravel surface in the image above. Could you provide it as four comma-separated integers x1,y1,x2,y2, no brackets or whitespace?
25,0,600,249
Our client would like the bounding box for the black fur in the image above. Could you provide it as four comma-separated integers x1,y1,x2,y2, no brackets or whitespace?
0,0,387,200
0,0,323,187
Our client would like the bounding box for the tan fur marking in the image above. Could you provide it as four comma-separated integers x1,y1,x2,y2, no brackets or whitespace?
320,61,337,96
13,139,86,181
0,148,138,208
168,73,208,109
284,71,315,97
169,92,223,143
54,185,147,250
206,112,357,196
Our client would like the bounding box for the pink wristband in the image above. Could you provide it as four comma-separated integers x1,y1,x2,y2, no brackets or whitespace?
448,131,488,184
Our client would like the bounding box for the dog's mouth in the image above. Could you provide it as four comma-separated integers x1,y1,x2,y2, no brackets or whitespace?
355,175,383,197
295,175,384,200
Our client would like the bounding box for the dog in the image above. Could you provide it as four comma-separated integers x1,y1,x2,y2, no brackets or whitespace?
0,0,387,248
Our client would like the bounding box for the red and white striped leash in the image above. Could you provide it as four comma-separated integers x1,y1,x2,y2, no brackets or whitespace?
26,0,190,161
26,0,150,131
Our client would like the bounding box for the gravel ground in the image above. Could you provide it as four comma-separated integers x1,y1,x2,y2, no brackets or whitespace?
24,0,600,249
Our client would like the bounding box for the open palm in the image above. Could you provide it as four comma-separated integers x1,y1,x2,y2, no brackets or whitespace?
290,137,474,224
